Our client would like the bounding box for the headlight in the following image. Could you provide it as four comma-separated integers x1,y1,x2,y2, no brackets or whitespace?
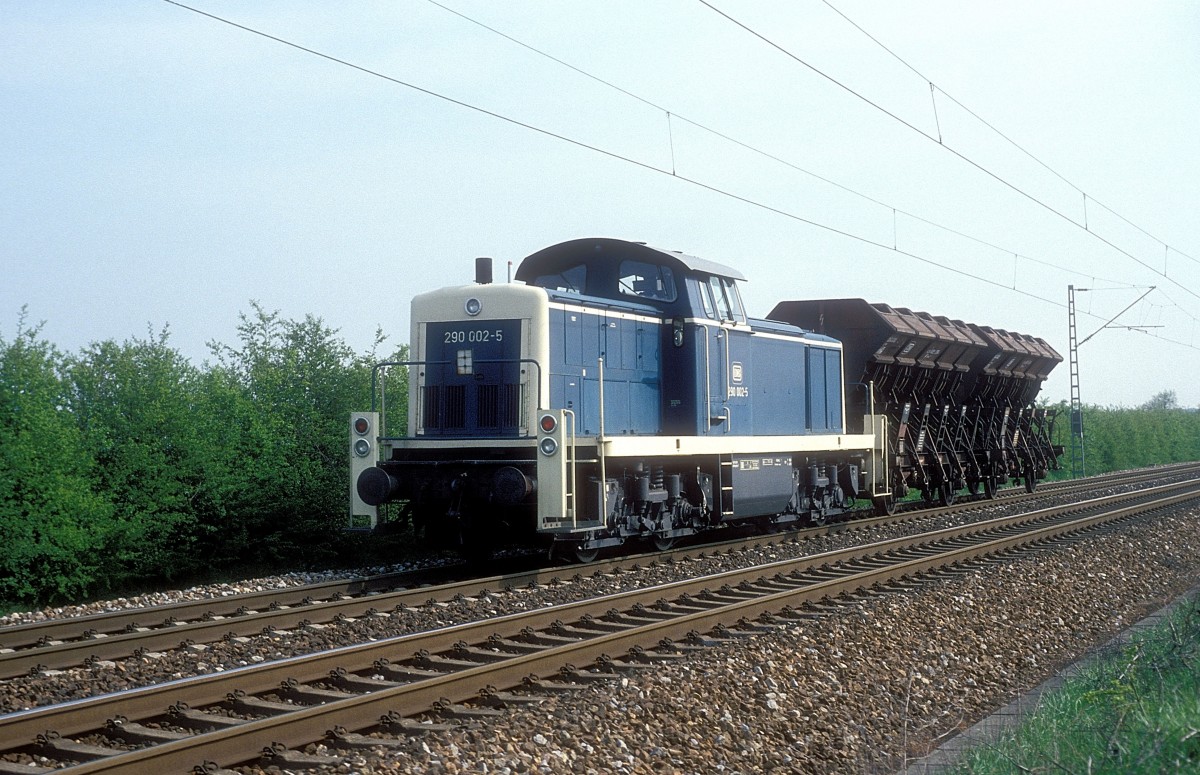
465,297,482,316
353,438,372,457
539,437,558,456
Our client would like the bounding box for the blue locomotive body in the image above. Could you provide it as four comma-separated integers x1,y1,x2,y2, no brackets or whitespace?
351,238,878,558
528,243,846,440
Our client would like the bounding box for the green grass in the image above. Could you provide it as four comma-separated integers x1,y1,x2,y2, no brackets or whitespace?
950,596,1200,774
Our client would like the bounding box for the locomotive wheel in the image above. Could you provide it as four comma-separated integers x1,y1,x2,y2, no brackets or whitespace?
874,495,897,516
573,545,600,563
938,482,956,506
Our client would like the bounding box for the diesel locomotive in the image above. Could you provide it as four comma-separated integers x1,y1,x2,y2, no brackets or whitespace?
350,238,1061,560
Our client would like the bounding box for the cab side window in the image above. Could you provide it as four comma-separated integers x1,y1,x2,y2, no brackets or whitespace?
618,260,677,302
532,263,586,293
708,276,733,320
724,278,746,322
697,278,716,318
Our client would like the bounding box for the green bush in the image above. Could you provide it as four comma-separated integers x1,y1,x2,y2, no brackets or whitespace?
67,328,211,585
0,304,406,608
203,303,395,569
1051,397,1200,478
0,313,115,604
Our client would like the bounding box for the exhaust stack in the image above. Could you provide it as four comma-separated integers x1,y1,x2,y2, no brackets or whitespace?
475,256,493,285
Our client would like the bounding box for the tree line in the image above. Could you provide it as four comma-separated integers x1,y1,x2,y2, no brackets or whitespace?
2,305,1197,608
1,305,406,609
1048,390,1200,478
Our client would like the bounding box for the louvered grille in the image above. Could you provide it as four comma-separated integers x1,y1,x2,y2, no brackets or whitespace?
421,385,440,429
423,383,520,434
423,385,466,430
478,384,498,428
477,383,521,429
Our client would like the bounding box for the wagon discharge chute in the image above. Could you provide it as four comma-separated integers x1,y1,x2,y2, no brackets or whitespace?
769,299,1063,507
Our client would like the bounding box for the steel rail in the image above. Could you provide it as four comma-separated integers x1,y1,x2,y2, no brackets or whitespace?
3,462,1195,681
0,564,467,649
2,462,1196,680
3,479,1197,773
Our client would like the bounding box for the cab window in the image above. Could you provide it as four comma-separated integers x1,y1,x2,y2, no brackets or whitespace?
532,263,586,293
724,279,746,322
697,278,716,318
708,276,733,319
618,260,677,302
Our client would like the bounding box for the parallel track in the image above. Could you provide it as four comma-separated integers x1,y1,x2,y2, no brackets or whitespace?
2,477,1197,774
2,463,1196,680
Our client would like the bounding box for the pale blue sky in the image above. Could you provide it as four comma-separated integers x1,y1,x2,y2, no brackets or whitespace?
3,1,1198,406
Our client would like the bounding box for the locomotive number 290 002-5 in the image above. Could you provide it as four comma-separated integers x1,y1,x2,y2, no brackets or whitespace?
443,328,505,344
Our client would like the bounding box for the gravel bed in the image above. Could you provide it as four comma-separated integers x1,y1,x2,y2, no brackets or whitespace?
0,556,463,628
0,474,1193,715
247,502,1200,774
1,474,1197,772
0,471,1174,631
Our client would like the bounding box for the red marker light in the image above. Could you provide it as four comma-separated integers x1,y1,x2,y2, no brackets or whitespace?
539,414,557,434
354,417,370,435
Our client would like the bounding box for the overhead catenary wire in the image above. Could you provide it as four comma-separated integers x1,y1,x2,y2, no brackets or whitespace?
427,0,1200,352
159,0,1200,354
813,0,1200,340
1079,287,1157,347
423,0,1138,292
699,0,1200,306
821,0,1199,272
151,0,1043,301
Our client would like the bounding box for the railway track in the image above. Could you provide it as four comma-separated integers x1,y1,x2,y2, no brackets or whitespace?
2,476,1197,774
2,463,1196,682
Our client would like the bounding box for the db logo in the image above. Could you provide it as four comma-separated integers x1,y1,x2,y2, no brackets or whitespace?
731,362,744,384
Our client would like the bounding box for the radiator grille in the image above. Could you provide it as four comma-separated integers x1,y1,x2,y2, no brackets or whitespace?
423,383,521,434
423,384,465,430
477,383,521,429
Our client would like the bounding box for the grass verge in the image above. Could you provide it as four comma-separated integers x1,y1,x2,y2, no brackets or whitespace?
950,594,1200,774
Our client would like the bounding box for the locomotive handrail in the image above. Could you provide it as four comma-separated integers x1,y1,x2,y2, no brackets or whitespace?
851,380,892,501
563,408,577,527
369,358,543,436
597,357,608,523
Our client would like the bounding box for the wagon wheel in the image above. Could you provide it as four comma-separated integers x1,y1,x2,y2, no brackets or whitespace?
874,494,897,516
983,474,998,499
652,535,675,552
1024,470,1037,493
938,481,957,507
966,478,980,496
